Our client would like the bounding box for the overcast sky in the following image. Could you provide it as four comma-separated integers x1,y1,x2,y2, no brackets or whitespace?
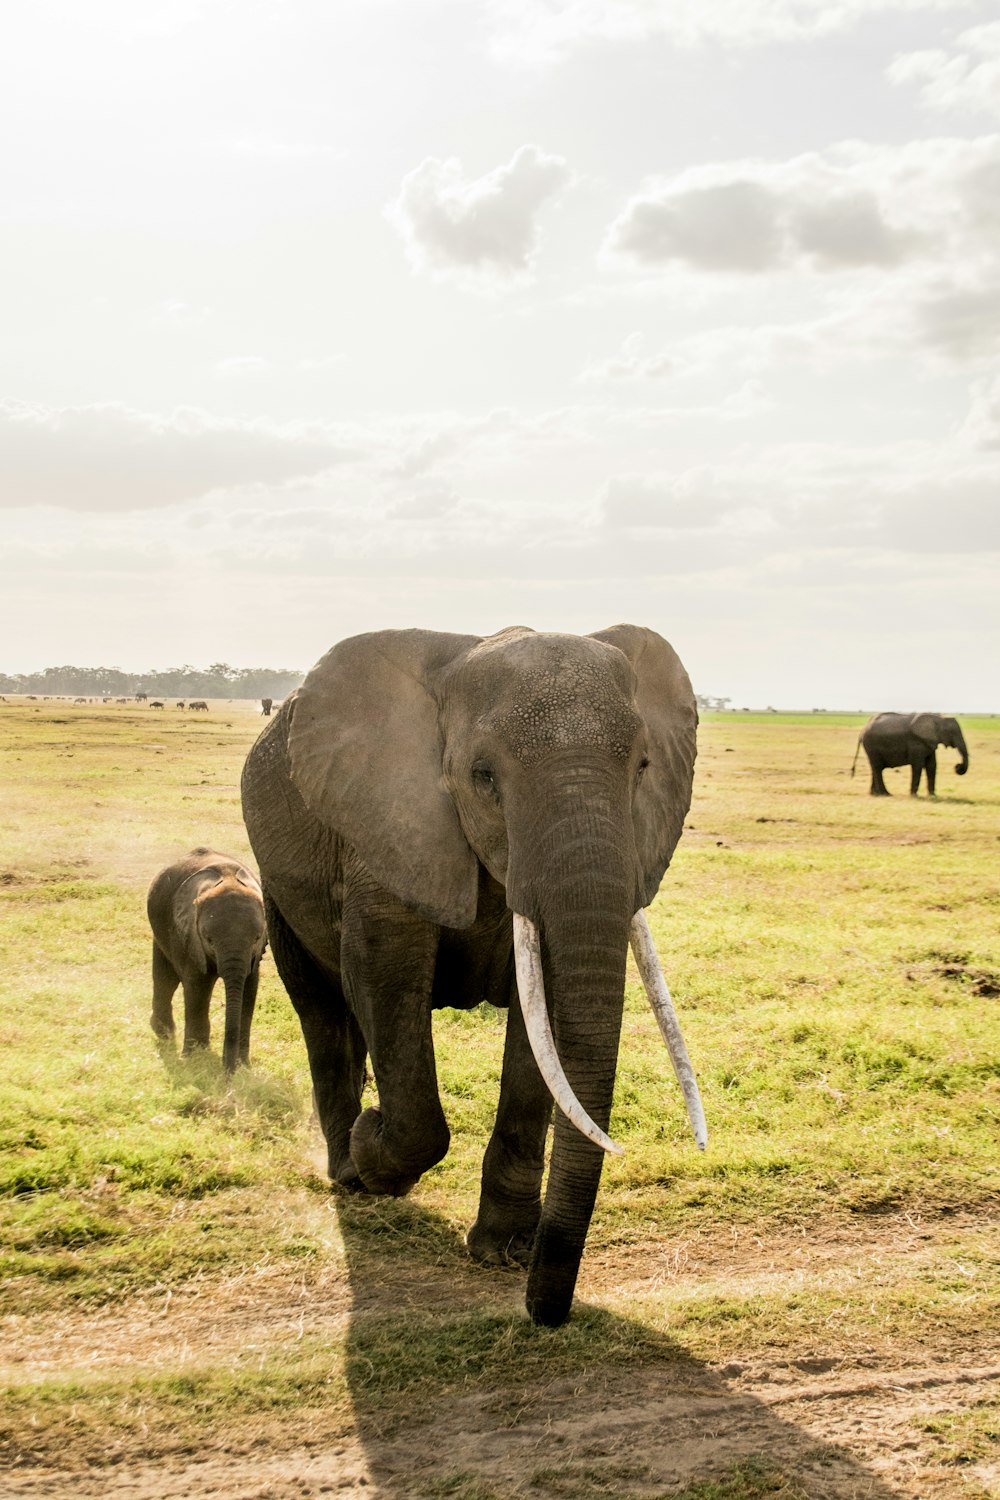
2,0,998,707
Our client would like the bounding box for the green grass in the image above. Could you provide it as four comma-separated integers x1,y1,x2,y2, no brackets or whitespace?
1,699,998,1482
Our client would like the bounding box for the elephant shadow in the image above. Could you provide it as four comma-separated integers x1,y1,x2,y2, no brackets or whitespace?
333,1194,905,1499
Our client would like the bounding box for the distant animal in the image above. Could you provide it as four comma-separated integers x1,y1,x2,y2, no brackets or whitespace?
176,701,186,710
189,700,209,712
147,848,267,1073
135,692,148,702
74,697,86,704
260,698,273,716
149,701,164,709
852,712,969,796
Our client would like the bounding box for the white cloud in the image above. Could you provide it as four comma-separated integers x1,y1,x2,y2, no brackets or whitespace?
601,472,741,529
603,140,983,276
214,355,271,378
486,0,977,66
889,23,1000,120
579,332,676,382
385,145,572,283
957,372,1000,447
913,273,1000,360
0,401,358,511
598,445,1000,555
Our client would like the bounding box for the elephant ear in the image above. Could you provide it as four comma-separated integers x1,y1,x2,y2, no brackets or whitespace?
910,712,939,745
590,624,698,907
288,629,482,928
172,868,220,975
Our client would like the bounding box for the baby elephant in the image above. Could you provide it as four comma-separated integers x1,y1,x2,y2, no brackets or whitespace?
147,848,267,1072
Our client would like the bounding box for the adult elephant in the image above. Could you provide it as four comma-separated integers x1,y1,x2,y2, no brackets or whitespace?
241,625,705,1328
852,712,969,796
261,697,273,716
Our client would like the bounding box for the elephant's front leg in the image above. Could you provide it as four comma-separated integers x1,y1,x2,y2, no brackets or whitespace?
264,894,366,1188
467,986,552,1268
181,972,216,1052
342,890,446,1197
924,750,937,797
150,943,179,1043
909,748,927,796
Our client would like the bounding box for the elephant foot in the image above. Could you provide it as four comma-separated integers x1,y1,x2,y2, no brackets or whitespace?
349,1107,421,1197
466,1201,540,1269
328,1146,367,1192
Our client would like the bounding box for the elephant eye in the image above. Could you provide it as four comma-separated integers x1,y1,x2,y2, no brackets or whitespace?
637,756,650,781
472,762,499,800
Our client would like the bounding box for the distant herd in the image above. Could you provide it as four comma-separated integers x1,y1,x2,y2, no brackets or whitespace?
2,694,276,712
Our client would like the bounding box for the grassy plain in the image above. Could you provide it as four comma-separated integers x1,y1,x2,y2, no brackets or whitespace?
0,699,998,1498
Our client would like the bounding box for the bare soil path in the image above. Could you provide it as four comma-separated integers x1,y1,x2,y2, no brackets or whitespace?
4,1212,998,1499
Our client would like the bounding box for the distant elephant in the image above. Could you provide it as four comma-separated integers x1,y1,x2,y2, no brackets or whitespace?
261,698,273,716
852,712,969,796
147,848,267,1072
242,625,705,1327
189,700,209,711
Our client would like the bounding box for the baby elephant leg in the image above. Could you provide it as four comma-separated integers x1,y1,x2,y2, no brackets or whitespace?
150,943,180,1043
181,973,216,1053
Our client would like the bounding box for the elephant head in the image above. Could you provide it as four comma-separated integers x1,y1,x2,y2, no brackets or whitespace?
285,625,701,1326
175,863,267,1072
913,713,969,776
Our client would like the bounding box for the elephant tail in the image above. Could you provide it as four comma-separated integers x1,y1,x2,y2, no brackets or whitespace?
850,736,863,778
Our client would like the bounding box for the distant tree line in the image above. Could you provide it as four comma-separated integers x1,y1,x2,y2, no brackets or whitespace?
0,663,304,699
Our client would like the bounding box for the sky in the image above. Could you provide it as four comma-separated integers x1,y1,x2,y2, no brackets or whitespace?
2,0,999,708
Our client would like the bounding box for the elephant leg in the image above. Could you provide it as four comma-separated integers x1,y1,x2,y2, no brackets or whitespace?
151,943,179,1043
908,749,925,796
238,961,260,1066
341,892,447,1197
265,895,366,1188
181,972,216,1052
467,984,552,1269
868,754,889,795
925,750,937,796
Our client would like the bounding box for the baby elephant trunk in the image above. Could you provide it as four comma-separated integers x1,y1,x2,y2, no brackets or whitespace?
218,958,251,1074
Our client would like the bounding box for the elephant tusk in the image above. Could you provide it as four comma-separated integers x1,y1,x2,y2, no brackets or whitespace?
629,909,708,1152
512,913,624,1157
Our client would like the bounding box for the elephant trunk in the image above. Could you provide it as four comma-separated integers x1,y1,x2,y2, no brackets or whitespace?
505,767,636,1327
218,958,248,1074
524,884,629,1326
954,729,969,776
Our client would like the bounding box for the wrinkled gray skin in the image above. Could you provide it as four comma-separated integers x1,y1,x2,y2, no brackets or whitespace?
241,625,696,1327
147,848,268,1072
853,712,969,797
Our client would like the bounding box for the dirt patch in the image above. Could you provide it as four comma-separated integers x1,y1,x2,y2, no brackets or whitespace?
907,963,1000,998
4,1212,998,1498
5,1359,999,1498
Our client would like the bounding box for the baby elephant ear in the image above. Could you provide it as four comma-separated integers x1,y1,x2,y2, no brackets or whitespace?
288,629,481,929
590,624,698,906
